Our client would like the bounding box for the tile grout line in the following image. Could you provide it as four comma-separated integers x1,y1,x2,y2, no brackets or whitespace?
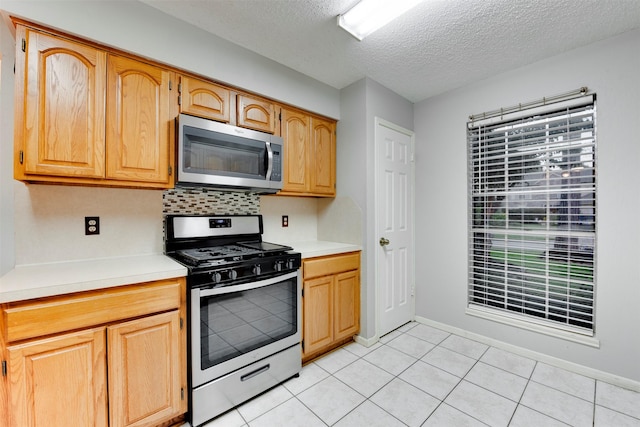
428,345,495,427
378,326,493,427
592,380,598,427
309,340,414,426
327,326,449,426
370,328,453,426
291,393,330,427
231,321,638,427
506,360,537,427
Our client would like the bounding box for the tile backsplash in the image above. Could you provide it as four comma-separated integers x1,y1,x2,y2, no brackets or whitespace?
163,187,260,215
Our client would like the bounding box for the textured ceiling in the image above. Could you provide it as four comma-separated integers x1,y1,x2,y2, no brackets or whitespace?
141,0,640,103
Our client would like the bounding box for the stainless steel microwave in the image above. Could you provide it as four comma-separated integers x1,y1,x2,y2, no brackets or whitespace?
177,114,283,193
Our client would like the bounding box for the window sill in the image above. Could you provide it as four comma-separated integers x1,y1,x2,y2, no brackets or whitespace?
465,306,600,348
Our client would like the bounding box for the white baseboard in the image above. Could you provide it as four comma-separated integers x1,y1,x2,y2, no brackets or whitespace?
414,315,640,393
354,334,379,347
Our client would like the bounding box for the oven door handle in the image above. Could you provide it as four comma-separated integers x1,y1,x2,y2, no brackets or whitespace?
198,271,299,297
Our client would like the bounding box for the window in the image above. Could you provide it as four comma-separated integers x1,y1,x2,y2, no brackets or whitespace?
467,95,596,336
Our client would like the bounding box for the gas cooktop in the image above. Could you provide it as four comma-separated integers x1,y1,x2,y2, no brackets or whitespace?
164,215,300,287
174,241,293,267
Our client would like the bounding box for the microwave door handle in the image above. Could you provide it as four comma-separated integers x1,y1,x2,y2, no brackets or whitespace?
265,141,273,181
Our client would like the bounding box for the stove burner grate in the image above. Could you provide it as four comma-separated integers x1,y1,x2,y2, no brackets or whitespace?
176,244,263,264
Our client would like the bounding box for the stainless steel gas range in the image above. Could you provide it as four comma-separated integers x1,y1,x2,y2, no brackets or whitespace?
164,214,301,427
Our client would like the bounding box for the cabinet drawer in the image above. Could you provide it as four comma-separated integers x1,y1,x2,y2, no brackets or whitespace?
3,279,183,342
303,252,360,279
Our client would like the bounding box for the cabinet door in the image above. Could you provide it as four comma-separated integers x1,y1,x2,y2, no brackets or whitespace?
302,276,334,357
281,108,309,193
237,94,276,133
310,117,336,196
334,270,360,341
108,310,183,427
180,76,230,122
20,27,106,178
7,328,107,427
106,55,173,185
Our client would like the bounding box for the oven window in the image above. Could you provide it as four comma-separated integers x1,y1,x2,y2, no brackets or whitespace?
199,277,297,370
183,125,267,179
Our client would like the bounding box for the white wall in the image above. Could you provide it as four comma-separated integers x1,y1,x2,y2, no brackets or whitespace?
414,29,640,382
13,185,164,265
338,78,414,339
0,17,15,275
260,196,319,244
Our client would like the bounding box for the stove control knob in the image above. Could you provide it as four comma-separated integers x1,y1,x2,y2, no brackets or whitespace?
211,272,222,284
274,261,283,272
253,265,262,275
228,269,238,280
286,259,295,270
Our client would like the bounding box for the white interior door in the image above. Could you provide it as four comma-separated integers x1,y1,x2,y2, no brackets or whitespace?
375,118,415,337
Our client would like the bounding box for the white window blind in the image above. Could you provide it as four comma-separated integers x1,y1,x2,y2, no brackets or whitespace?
467,95,596,335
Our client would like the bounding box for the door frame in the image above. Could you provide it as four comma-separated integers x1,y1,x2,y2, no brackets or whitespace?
374,117,416,340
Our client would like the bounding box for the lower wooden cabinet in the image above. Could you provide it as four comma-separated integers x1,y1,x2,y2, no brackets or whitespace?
0,278,187,427
108,311,183,427
7,328,108,427
302,252,360,362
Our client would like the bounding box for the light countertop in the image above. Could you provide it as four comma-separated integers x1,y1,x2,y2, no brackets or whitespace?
0,254,187,304
0,242,360,304
286,240,362,259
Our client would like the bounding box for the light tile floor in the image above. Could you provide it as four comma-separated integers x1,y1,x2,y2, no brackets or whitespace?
203,322,640,427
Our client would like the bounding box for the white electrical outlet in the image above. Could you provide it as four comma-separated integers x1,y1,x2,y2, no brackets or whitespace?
85,216,100,235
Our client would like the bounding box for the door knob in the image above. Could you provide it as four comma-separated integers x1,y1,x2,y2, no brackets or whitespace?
379,237,390,247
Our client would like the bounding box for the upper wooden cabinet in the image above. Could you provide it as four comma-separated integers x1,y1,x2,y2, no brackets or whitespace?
179,75,230,123
106,55,173,184
18,28,107,179
237,94,276,133
14,24,176,189
279,106,336,197
13,20,339,193
310,117,337,196
280,108,309,193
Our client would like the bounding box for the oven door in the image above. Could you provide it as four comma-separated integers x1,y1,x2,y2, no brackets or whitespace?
191,270,301,387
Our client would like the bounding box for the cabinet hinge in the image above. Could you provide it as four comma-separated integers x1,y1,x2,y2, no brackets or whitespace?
21,38,26,52
179,316,183,329
301,340,304,350
2,361,6,377
177,82,182,93
168,166,173,177
301,288,304,297
177,95,182,106
19,150,24,165
181,387,185,400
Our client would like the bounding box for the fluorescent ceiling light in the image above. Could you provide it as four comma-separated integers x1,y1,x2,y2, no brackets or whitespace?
337,0,424,41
